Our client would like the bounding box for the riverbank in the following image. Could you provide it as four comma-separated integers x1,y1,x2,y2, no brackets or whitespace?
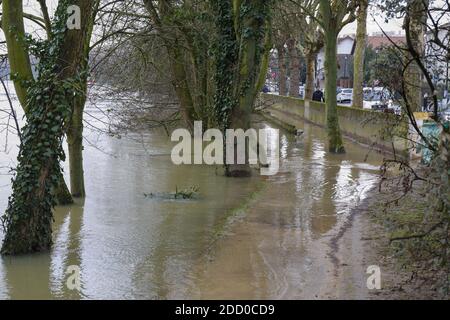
322,185,441,300
356,182,448,300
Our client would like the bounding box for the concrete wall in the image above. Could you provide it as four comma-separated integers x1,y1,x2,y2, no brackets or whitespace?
259,93,409,156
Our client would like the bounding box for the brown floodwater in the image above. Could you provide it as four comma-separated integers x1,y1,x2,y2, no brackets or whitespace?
0,85,383,299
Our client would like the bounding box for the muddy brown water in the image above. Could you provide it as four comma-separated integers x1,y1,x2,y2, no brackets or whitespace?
0,86,383,299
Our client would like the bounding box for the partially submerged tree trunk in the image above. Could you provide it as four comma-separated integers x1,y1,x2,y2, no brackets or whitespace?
211,0,272,177
65,2,97,199
324,28,345,153
287,39,301,97
318,0,355,153
352,0,368,108
1,0,73,205
1,0,95,255
67,94,87,198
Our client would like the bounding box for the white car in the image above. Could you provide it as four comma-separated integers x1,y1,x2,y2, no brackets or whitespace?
363,90,395,111
337,88,353,103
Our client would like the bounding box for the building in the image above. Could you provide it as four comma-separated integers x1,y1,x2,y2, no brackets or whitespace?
315,33,407,90
367,33,406,50
316,35,355,89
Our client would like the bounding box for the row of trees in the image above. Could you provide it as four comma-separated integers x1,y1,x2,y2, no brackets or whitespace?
271,0,361,153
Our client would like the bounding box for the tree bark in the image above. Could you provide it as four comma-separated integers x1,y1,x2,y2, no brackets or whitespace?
166,43,196,128
287,39,301,97
67,95,86,198
276,44,288,96
305,52,316,100
54,171,74,205
352,0,368,108
324,31,345,153
404,0,429,112
1,0,33,108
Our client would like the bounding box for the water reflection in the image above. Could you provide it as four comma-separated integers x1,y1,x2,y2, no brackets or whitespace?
194,121,383,299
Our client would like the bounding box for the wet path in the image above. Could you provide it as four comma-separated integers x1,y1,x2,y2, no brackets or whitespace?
193,121,382,299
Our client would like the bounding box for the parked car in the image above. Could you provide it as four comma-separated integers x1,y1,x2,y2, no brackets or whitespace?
337,88,353,103
364,88,401,113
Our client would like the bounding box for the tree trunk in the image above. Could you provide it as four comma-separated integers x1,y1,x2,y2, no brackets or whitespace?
2,0,73,205
66,10,95,199
227,3,263,178
67,94,86,198
352,0,368,108
405,0,428,112
324,31,345,153
211,0,270,177
55,171,74,205
305,52,316,100
1,0,33,108
277,44,288,96
254,25,272,102
167,42,196,128
287,39,301,97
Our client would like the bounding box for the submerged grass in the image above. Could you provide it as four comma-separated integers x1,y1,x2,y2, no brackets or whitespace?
203,178,267,261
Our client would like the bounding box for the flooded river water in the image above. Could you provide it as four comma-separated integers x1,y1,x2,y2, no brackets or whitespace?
0,85,383,299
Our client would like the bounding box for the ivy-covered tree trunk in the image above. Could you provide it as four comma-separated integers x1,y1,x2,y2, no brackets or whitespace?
287,39,301,97
305,52,316,100
1,0,73,205
1,0,95,255
324,30,345,153
352,0,368,109
211,0,271,177
276,44,287,96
